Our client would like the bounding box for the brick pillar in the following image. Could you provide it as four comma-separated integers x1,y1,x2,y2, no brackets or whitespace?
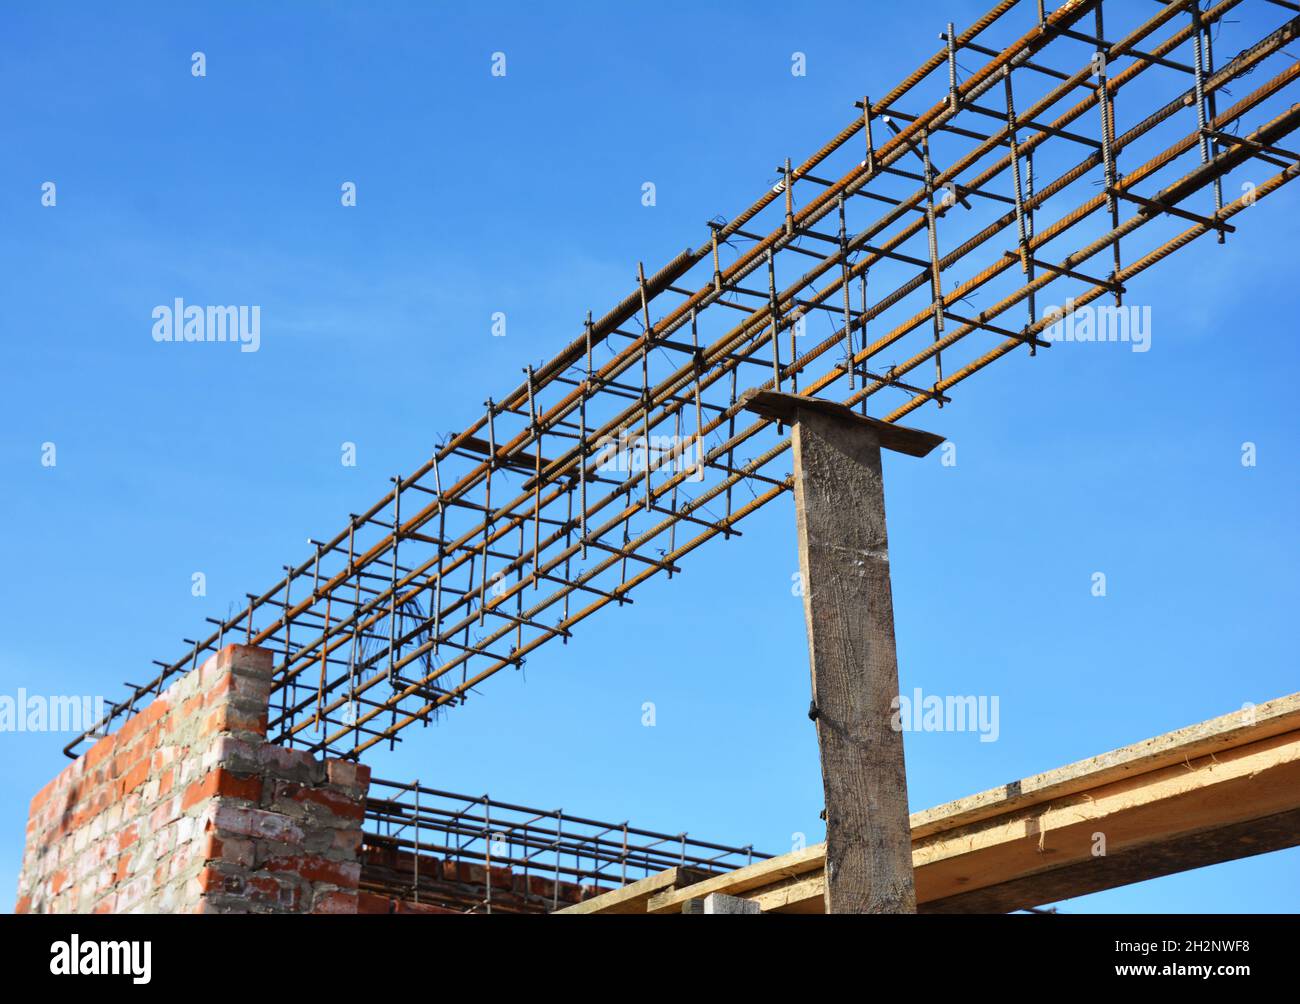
15,645,370,914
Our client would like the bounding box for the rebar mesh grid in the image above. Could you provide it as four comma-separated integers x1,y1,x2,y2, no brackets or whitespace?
67,0,1300,761
361,778,767,912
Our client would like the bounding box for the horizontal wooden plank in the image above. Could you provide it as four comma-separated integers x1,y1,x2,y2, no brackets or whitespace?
913,726,1300,912
571,693,1300,915
553,866,710,915
909,691,1300,840
566,846,822,916
923,807,1300,913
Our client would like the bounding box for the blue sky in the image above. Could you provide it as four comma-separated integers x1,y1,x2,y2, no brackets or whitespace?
1,0,1297,912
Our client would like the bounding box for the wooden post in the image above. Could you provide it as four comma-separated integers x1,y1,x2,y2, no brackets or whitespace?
742,390,942,914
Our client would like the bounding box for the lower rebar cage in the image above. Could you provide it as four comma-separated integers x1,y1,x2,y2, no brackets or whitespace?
67,0,1300,764
358,780,768,913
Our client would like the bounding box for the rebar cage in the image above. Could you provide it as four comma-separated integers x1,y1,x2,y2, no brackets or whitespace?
361,779,768,912
68,0,1300,762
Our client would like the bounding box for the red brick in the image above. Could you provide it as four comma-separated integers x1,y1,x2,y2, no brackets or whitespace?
204,669,236,705
29,769,71,816
179,694,204,724
247,875,280,896
264,854,359,888
115,712,144,750
279,784,364,821
138,697,169,731
394,899,457,914
113,698,164,751
331,829,363,855
149,796,182,832
137,723,162,757
203,704,267,738
311,890,358,914
181,769,262,811
118,759,150,796
217,643,274,677
214,804,305,844
83,735,116,772
356,892,392,914
247,875,302,910
111,750,135,779
201,833,254,868
196,866,244,895
325,760,368,789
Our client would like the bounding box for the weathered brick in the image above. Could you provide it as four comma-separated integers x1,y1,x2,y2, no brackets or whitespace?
264,854,360,888
312,890,359,914
325,760,365,789
118,758,151,796
82,736,115,772
203,703,268,738
214,804,306,845
247,875,302,911
216,643,275,679
393,899,457,915
196,865,245,896
201,832,255,869
178,693,204,725
181,768,263,811
29,772,66,817
356,891,392,914
331,829,363,855
274,781,364,822
149,795,183,832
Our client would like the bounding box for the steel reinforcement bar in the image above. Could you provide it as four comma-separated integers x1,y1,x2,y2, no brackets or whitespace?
67,0,1300,760
361,778,768,912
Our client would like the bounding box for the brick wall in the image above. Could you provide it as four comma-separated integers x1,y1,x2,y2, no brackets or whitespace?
15,644,370,914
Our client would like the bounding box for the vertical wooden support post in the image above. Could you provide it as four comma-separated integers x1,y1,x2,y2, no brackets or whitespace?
742,390,942,914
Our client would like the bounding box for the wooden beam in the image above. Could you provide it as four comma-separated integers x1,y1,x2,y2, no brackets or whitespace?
923,807,1300,913
628,845,825,912
912,726,1300,913
739,389,945,457
909,692,1300,841
565,693,1300,914
553,866,710,915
